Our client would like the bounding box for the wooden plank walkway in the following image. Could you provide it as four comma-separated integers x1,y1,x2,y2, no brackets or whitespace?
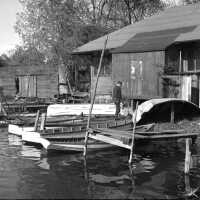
88,127,200,146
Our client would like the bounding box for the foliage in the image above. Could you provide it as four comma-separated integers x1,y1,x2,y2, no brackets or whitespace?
0,54,10,67
15,0,166,63
9,46,45,65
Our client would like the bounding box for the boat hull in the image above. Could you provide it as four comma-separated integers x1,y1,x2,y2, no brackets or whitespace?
21,130,114,152
47,142,114,152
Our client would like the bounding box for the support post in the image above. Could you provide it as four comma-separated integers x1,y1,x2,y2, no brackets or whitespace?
40,112,47,131
185,138,191,174
129,101,139,164
179,49,182,73
170,102,174,123
131,100,134,112
83,36,109,157
34,110,40,131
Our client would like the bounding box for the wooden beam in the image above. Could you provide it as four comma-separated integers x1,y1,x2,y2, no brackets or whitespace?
185,138,191,174
136,132,199,140
84,35,109,156
89,134,131,150
34,110,40,131
129,101,139,164
170,102,175,123
40,112,47,131
179,49,182,73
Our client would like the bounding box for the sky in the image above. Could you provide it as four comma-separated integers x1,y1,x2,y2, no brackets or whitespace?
0,0,22,55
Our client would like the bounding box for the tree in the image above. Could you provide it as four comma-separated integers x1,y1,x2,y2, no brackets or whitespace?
9,45,45,65
15,0,167,91
0,54,11,67
15,0,167,63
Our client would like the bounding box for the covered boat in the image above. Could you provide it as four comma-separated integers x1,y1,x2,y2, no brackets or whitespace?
132,98,200,124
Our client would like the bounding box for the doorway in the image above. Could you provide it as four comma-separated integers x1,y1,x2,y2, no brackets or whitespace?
17,75,37,97
130,60,143,97
181,75,199,106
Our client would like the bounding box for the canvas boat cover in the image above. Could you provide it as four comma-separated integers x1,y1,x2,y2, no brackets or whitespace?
133,98,200,124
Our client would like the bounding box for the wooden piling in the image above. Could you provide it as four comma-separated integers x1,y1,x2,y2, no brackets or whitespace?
83,36,109,157
34,110,40,131
170,102,175,123
129,101,139,164
40,112,47,131
185,138,191,174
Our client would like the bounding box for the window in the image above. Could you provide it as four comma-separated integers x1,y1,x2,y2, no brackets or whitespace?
165,47,179,73
94,63,112,76
93,55,112,76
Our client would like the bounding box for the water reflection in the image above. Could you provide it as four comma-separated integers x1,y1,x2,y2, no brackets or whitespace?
8,134,22,146
5,129,200,199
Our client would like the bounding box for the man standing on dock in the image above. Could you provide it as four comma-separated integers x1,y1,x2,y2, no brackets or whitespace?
112,81,122,119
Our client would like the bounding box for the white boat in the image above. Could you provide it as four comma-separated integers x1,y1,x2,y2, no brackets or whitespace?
21,130,113,152
8,124,34,136
8,124,60,136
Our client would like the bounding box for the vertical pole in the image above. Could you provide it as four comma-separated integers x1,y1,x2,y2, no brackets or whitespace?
34,110,40,131
40,112,47,131
179,49,182,73
170,102,175,123
131,100,134,112
83,36,109,156
185,138,191,174
129,101,139,164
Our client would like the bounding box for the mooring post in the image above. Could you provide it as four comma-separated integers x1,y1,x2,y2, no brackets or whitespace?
185,138,191,174
83,36,109,157
129,101,139,164
170,102,175,123
131,100,134,112
40,112,47,131
34,110,40,131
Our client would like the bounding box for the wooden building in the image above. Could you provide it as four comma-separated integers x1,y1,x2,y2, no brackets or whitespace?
73,3,200,106
0,63,58,99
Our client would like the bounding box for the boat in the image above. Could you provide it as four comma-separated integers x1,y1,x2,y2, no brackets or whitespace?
21,131,114,152
8,115,133,137
19,121,154,152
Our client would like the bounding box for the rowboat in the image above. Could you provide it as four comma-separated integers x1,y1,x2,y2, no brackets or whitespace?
20,122,155,152
21,131,114,152
8,116,133,137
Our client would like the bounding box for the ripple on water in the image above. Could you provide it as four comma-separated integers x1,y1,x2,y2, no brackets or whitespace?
2,128,200,199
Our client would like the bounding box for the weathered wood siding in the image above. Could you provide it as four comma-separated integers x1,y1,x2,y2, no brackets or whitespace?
90,66,112,96
112,52,165,99
0,64,58,98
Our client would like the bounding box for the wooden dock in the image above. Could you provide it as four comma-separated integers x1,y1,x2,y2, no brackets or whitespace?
88,128,199,149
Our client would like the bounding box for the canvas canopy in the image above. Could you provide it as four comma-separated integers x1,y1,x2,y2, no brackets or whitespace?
133,98,200,124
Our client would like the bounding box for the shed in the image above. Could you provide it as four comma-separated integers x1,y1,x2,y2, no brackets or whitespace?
73,3,200,105
0,63,58,99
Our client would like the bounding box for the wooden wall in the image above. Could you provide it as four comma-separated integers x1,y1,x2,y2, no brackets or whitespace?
0,64,58,98
90,66,113,96
112,51,165,99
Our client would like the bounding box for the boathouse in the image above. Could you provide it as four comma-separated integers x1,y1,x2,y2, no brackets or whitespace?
0,63,58,99
73,3,200,106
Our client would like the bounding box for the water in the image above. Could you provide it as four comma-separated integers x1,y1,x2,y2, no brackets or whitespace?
1,128,200,199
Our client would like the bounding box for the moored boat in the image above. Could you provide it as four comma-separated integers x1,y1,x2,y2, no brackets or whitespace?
8,116,133,137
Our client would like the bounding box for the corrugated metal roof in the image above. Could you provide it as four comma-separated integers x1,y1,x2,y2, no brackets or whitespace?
112,26,196,53
73,3,200,54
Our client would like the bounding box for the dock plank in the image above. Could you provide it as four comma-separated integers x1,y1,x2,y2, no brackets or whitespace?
89,134,131,149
